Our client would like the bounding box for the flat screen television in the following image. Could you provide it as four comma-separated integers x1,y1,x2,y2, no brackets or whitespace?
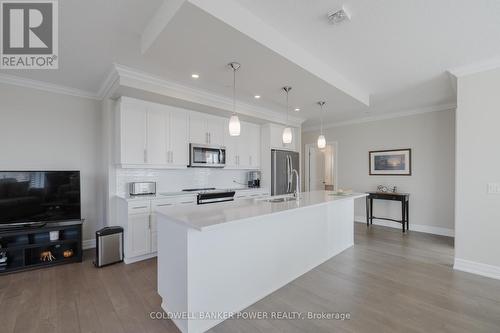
0,171,80,228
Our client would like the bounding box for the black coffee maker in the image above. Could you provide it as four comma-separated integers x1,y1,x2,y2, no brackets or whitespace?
247,171,261,188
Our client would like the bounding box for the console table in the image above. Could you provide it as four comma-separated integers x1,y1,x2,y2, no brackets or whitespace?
366,192,410,232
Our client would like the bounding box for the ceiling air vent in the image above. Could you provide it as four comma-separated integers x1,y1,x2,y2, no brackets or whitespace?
327,6,351,24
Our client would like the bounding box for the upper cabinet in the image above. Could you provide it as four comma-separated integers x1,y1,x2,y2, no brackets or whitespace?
116,97,261,170
189,112,224,146
116,97,188,168
224,121,261,169
268,123,299,152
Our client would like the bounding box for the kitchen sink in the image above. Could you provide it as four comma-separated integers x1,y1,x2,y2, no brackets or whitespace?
265,197,297,203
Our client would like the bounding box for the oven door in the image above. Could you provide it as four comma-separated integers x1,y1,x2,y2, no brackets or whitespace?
189,144,226,167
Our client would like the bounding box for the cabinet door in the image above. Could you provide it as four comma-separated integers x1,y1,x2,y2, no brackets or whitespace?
146,105,168,165
189,112,208,144
248,123,261,168
169,108,189,166
120,103,147,164
206,115,225,145
128,214,151,257
223,119,238,168
236,122,251,169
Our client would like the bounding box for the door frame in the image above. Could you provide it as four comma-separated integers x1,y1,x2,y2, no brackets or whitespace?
305,141,338,192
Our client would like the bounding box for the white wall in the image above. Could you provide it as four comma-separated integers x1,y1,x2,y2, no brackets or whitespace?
455,68,500,274
0,83,104,242
302,110,455,235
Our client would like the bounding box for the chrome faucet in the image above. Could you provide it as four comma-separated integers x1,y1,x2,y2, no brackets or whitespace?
291,169,300,198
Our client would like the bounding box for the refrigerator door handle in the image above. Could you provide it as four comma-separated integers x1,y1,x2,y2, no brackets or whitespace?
273,150,277,194
286,155,292,193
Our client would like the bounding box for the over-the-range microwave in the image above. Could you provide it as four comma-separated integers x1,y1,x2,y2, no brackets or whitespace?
189,143,226,168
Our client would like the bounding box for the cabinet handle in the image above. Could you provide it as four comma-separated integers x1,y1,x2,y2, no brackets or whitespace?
148,219,151,229
132,206,148,209
170,151,173,163
144,149,147,163
208,132,211,144
180,201,193,204
156,203,173,207
206,132,209,144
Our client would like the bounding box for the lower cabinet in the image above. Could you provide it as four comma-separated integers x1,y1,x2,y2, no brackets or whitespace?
128,213,151,257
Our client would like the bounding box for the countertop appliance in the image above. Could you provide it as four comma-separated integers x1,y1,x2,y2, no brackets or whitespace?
129,182,156,196
94,226,123,268
247,171,261,188
271,150,300,196
197,190,235,204
189,143,226,168
0,171,81,228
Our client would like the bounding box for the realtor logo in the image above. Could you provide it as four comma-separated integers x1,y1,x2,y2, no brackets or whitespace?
1,0,58,69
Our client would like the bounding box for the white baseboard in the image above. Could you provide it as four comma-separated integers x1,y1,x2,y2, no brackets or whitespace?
354,216,454,237
454,258,500,280
82,239,96,250
124,252,157,264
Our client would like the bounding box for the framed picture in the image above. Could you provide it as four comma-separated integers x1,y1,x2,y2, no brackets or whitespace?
369,149,411,176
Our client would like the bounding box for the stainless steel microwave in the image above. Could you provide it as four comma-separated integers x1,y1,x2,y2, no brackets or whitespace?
189,144,226,168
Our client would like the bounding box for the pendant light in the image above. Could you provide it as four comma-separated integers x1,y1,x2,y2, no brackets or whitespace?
317,101,326,149
282,86,292,144
228,62,241,136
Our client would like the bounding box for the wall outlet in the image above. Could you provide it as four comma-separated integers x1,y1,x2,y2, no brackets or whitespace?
487,183,500,194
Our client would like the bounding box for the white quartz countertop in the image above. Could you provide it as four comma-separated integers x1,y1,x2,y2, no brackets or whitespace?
118,187,269,201
155,191,367,231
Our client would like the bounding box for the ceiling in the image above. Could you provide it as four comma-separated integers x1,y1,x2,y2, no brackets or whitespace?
2,0,500,127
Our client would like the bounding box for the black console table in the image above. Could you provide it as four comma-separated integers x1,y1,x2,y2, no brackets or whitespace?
0,220,83,275
366,192,410,232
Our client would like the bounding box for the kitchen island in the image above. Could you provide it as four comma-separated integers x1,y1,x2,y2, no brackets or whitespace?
156,191,367,333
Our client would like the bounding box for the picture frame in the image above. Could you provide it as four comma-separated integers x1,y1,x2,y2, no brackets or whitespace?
369,149,412,176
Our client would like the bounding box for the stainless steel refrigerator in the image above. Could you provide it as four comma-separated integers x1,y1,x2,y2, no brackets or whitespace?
271,149,300,195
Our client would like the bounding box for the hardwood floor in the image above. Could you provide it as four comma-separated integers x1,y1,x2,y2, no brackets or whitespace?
1,223,500,333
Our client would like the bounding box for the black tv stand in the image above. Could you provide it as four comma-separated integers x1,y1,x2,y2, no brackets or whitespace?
0,220,83,274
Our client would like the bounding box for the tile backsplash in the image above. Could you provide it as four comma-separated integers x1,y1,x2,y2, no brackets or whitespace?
115,168,250,197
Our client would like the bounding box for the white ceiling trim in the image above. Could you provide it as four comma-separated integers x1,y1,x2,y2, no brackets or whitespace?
97,66,120,100
302,103,456,132
141,0,186,54
113,64,305,126
0,73,99,100
448,57,500,78
187,0,370,106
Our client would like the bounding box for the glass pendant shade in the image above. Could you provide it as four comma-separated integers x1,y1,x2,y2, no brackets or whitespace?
229,114,241,136
282,127,292,144
317,134,326,149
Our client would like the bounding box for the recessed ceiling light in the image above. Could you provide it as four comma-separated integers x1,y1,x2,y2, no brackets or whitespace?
191,74,200,79
328,6,351,24
294,108,300,112
254,95,261,99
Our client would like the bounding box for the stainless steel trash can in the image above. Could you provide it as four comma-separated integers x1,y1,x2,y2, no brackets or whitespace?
94,226,123,267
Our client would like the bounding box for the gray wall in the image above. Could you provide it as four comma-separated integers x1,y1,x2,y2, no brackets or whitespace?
302,110,455,235
0,83,104,242
455,68,500,269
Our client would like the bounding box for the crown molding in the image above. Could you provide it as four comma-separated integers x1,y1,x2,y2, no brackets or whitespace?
0,73,99,100
97,65,120,100
448,57,500,78
302,103,456,132
113,63,306,126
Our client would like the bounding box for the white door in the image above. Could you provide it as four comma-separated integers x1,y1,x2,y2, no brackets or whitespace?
128,214,151,257
146,106,168,165
308,147,326,191
189,112,208,144
120,105,147,164
169,108,189,166
206,115,225,145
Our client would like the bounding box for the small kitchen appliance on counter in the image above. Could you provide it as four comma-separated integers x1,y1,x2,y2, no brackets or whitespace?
94,226,124,268
129,182,156,196
247,171,261,188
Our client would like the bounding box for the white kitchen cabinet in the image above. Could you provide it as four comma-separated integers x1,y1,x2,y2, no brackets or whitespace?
224,121,261,169
118,100,147,165
128,213,151,258
166,106,189,167
189,111,225,145
116,97,188,168
146,105,168,165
